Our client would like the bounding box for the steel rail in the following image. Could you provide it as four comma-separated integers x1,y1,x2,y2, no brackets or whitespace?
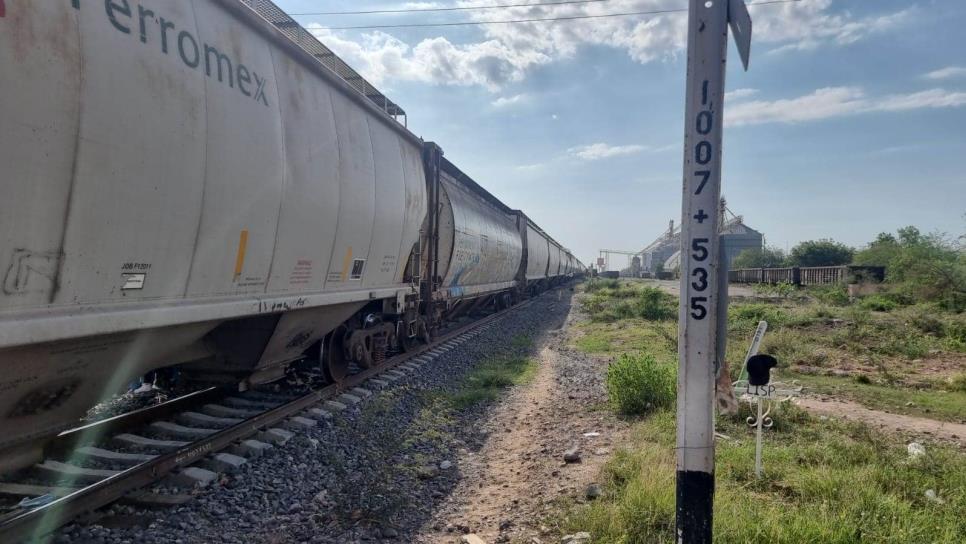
47,387,225,459
0,294,538,542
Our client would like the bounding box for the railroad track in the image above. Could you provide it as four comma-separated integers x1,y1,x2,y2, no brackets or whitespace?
0,296,537,542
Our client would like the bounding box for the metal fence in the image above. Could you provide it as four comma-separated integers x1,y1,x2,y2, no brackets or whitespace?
729,266,885,286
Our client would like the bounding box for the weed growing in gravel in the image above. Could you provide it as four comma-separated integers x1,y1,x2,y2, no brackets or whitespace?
445,355,536,409
605,353,675,416
511,333,534,350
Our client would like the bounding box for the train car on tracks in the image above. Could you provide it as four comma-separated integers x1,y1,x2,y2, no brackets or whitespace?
0,0,582,474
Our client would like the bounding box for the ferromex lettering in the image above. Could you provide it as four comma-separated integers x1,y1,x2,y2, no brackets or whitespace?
71,0,270,106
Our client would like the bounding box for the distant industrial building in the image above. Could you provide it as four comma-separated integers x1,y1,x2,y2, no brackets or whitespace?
598,200,764,278
662,219,763,273
658,201,763,273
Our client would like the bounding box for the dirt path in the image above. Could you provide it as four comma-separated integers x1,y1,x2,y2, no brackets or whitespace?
795,397,965,446
416,309,629,543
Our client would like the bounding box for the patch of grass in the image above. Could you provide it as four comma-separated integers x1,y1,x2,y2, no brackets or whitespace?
572,321,677,359
943,321,966,352
859,294,900,312
606,353,676,416
810,305,838,319
564,266,966,543
808,284,851,306
511,333,534,350
557,407,966,543
575,332,613,354
444,355,537,409
753,281,798,299
585,278,621,293
948,374,966,393
759,328,826,368
817,307,942,361
580,281,676,323
729,302,788,329
789,372,966,423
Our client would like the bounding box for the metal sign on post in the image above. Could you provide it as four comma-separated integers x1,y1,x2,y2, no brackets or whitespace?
676,0,751,542
730,321,802,477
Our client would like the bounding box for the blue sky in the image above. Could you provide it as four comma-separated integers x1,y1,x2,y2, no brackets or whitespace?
276,0,965,265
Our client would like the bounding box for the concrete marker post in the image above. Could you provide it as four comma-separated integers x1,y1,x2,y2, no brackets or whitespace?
676,1,751,542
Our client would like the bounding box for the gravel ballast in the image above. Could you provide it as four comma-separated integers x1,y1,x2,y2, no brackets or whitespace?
53,288,575,544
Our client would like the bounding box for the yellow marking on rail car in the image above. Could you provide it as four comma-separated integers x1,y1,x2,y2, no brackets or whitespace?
233,230,249,281
340,247,353,281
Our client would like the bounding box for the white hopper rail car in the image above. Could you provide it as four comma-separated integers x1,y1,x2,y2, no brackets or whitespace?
0,0,583,474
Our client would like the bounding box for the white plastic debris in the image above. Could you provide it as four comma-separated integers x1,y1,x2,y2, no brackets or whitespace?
907,442,926,459
582,432,600,438
924,489,944,504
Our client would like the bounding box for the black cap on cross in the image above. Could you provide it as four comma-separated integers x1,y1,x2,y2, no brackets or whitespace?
746,354,778,386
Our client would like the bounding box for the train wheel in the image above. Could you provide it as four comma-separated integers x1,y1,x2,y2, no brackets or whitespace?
401,330,418,352
321,326,349,383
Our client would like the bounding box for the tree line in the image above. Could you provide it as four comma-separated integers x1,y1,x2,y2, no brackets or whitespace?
732,225,965,311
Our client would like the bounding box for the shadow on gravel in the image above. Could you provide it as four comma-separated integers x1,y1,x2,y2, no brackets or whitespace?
61,288,579,544
314,290,576,542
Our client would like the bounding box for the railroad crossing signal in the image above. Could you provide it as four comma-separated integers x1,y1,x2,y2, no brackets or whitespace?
675,1,751,542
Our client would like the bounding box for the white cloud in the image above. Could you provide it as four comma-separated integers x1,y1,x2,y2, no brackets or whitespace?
923,66,966,80
306,0,914,90
875,89,966,111
568,143,647,160
492,93,529,108
869,143,925,155
725,88,759,101
761,3,912,55
727,87,966,126
515,162,546,171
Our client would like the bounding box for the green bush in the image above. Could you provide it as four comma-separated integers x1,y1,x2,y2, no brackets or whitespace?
944,320,966,343
632,287,677,321
808,284,850,306
583,284,676,323
909,307,944,335
753,281,797,299
606,353,676,416
879,289,916,306
943,320,966,352
789,239,854,267
810,305,836,319
859,294,898,312
733,246,788,269
854,226,966,312
948,374,966,393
